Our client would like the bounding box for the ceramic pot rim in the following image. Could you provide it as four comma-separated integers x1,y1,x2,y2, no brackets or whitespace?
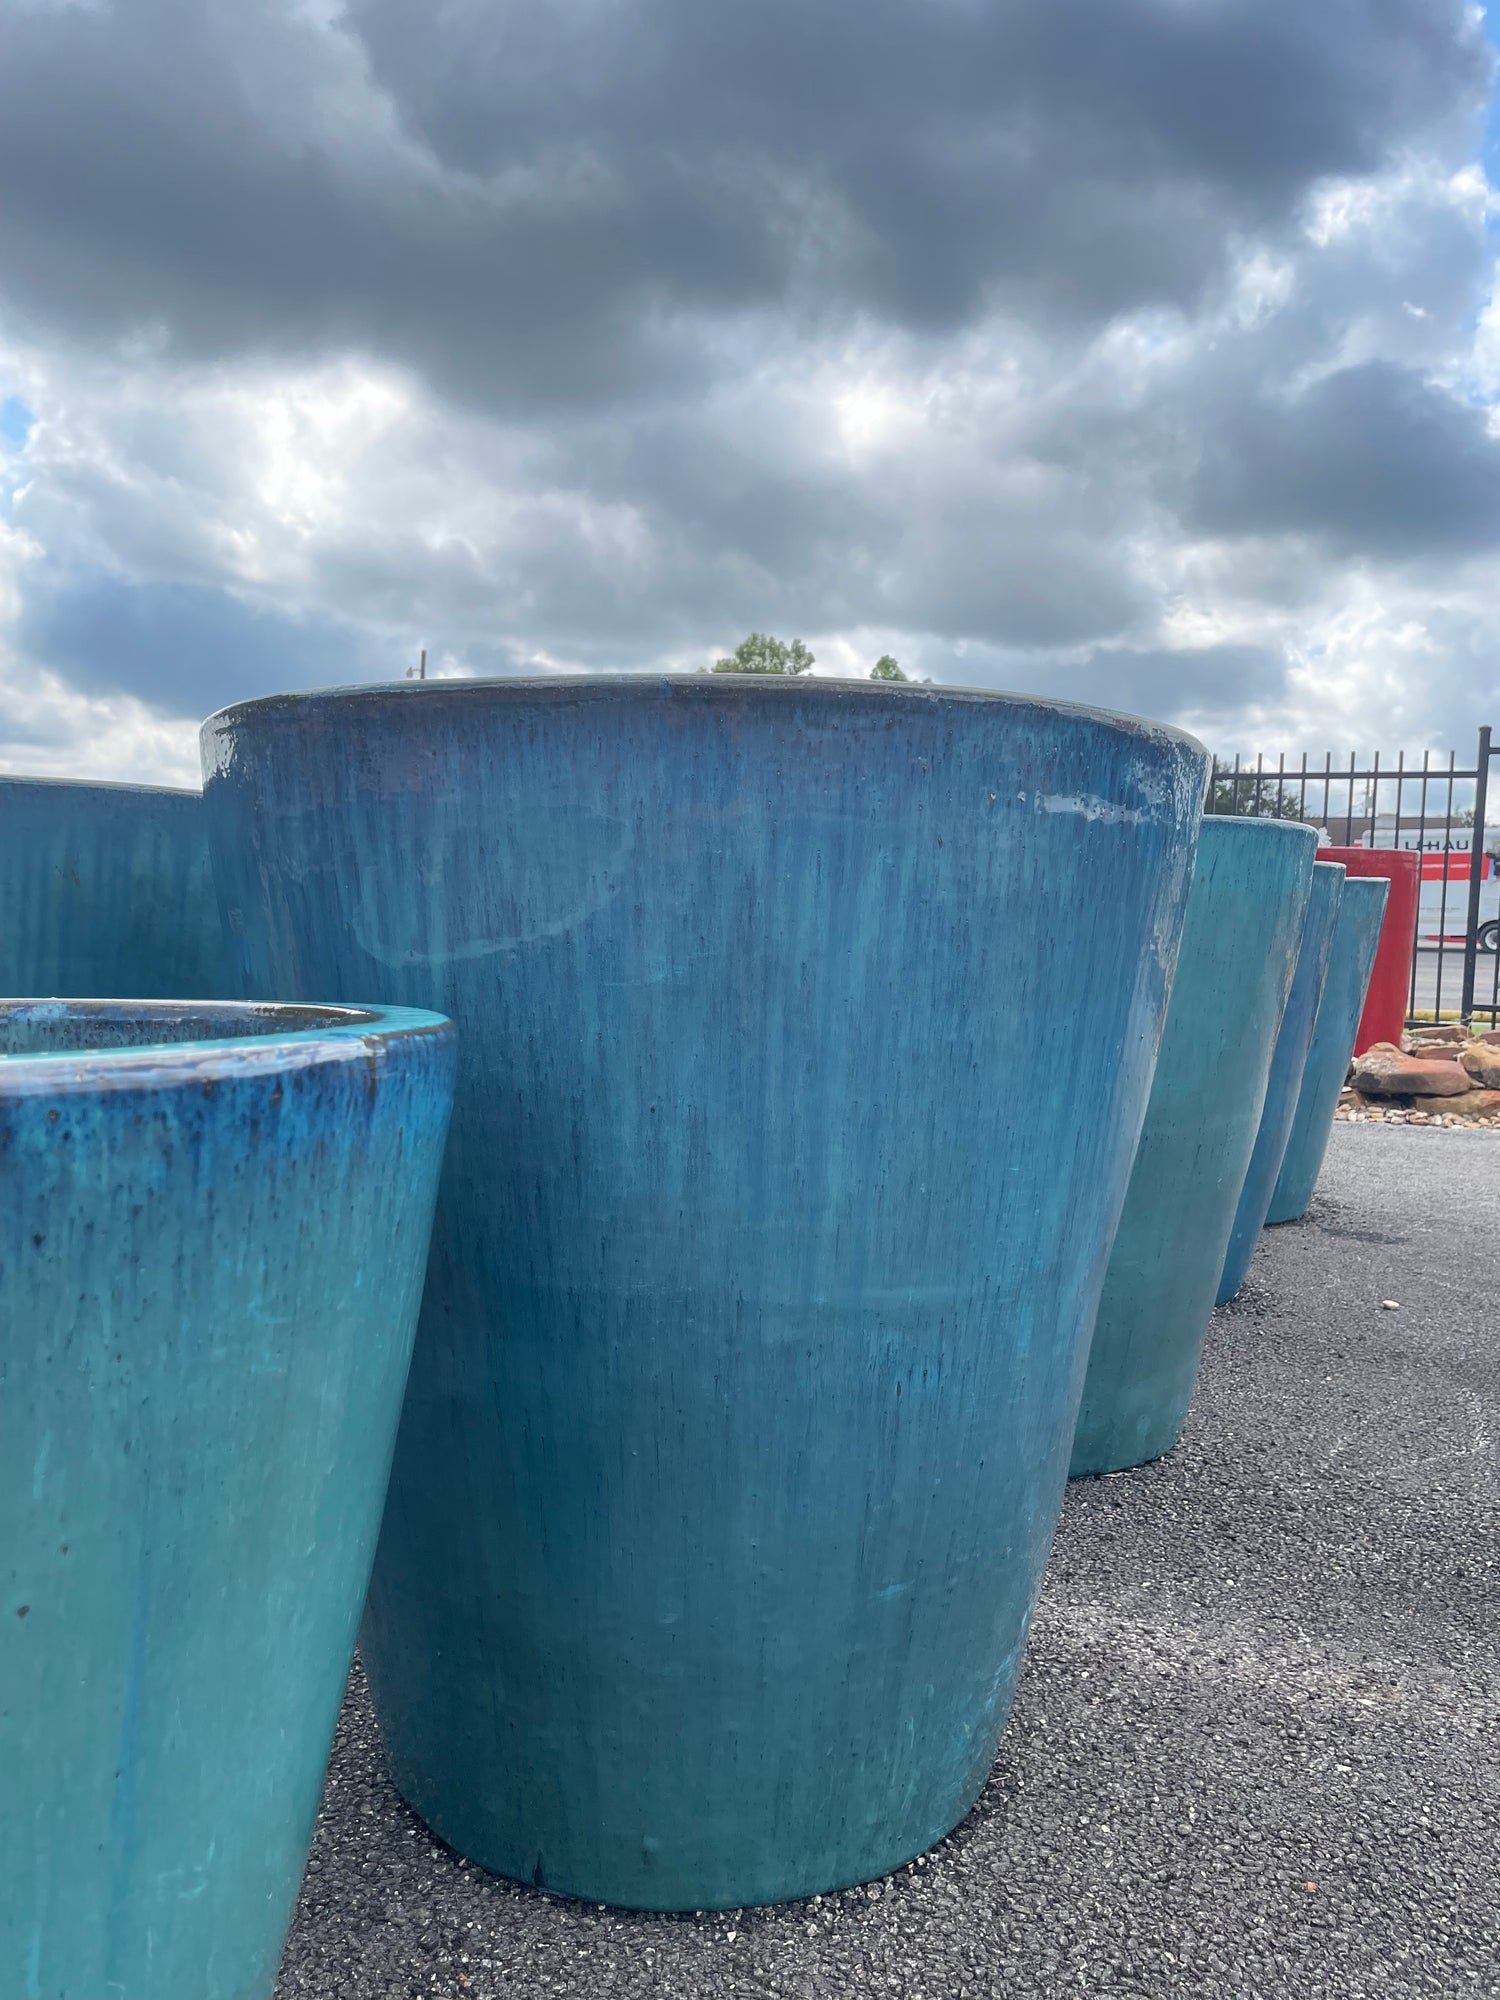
1337,875,1390,898
0,998,452,1098
0,774,204,802
201,672,1208,761
1199,816,1320,845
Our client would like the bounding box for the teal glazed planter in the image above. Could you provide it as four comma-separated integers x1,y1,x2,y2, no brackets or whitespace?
0,776,233,999
1070,817,1318,1477
1267,875,1389,1225
0,1000,455,2000
200,676,1208,1911
1216,860,1346,1304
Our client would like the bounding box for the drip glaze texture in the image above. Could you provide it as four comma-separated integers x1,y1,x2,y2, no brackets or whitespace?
1267,876,1389,1224
0,777,233,999
201,675,1208,1911
1217,863,1345,1303
0,1000,455,2000
1071,817,1317,1476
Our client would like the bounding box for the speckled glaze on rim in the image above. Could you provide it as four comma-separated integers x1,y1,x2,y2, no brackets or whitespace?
1,998,456,2000
201,672,1209,1910
0,995,446,1082
200,671,1209,785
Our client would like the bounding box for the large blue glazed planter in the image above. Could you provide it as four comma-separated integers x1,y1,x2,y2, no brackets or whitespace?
200,676,1208,1911
0,776,232,999
1266,875,1389,1226
0,999,455,2000
1070,816,1318,1478
1216,860,1346,1305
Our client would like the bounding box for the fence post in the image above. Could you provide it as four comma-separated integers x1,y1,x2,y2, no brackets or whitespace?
1460,724,1493,1024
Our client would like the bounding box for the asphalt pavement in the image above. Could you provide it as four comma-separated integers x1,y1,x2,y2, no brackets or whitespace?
276,1124,1499,1999
1410,944,1500,1019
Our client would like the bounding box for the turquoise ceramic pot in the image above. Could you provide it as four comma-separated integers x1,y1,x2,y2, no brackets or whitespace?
1216,861,1346,1304
1070,817,1317,1477
201,676,1208,1911
0,777,232,998
1266,876,1389,1225
0,1000,454,2000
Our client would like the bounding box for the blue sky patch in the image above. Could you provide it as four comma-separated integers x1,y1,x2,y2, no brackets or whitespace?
0,397,33,454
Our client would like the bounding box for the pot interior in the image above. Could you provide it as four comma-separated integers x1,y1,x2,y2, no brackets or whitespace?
0,1000,379,1059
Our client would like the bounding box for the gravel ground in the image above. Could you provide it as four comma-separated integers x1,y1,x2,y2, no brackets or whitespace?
276,1124,1500,2000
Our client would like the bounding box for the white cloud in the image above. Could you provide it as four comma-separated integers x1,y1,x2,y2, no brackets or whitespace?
0,0,1498,775
0,661,200,786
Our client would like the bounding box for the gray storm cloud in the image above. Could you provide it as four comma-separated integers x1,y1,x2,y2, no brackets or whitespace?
0,0,1497,778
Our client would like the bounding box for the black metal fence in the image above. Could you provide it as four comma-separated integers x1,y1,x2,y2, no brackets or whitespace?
1208,726,1500,1029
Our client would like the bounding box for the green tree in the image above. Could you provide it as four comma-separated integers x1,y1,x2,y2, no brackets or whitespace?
870,654,905,681
712,633,815,675
1207,775,1308,821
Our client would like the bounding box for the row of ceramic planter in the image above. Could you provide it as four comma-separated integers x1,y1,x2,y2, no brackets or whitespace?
2,682,1386,1998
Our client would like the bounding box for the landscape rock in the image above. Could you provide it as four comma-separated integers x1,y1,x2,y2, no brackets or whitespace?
1403,1024,1466,1051
1410,1090,1500,1118
1452,1089,1500,1117
1459,1041,1500,1089
1350,1042,1471,1098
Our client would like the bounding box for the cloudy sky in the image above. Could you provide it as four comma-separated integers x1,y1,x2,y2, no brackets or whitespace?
3,0,1500,785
